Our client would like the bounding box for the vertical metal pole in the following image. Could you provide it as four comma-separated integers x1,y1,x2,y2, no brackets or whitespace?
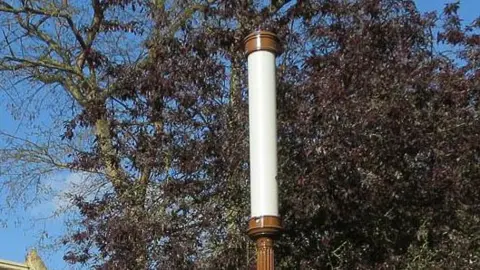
244,31,282,270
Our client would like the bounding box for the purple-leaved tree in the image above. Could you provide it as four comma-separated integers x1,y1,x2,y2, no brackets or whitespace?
1,0,479,269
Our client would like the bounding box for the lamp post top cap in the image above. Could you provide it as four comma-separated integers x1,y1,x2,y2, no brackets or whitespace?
244,31,280,56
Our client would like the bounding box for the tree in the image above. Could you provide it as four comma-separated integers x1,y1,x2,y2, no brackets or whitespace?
0,0,147,207
0,0,203,267
1,0,479,269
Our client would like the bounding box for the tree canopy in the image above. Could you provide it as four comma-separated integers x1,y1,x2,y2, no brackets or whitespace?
0,0,479,269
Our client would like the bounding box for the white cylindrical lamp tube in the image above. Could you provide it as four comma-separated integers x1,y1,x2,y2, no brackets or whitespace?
245,31,282,242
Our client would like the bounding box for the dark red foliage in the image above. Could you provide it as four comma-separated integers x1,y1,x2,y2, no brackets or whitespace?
61,0,480,269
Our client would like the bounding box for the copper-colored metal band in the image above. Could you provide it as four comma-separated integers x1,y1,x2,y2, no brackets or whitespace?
244,31,280,56
247,215,283,239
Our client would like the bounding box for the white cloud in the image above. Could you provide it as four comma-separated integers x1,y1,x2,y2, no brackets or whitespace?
29,172,112,218
53,172,112,212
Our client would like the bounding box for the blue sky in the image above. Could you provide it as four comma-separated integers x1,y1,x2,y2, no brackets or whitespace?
0,1,479,269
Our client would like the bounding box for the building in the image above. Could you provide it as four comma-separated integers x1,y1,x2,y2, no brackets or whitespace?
0,250,46,270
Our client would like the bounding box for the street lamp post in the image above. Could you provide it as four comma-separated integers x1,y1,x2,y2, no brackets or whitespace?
244,31,282,270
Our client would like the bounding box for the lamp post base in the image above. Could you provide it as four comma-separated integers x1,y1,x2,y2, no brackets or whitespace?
255,237,275,270
247,216,282,270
